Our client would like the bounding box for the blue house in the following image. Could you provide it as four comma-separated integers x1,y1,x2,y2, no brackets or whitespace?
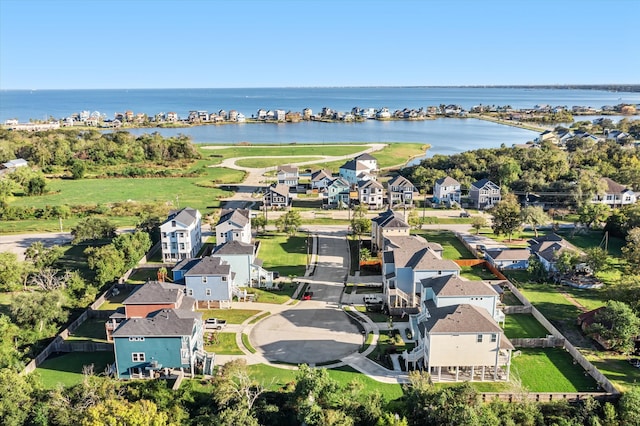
484,248,531,270
177,256,234,309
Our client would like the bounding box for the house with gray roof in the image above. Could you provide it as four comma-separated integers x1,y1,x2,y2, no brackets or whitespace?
339,159,374,185
326,177,351,207
215,208,251,246
484,248,531,270
277,164,299,187
402,275,512,382
357,179,384,209
354,153,378,171
433,176,461,205
528,233,581,272
264,184,291,208
211,240,274,289
387,175,418,206
469,178,501,210
175,256,235,308
371,209,410,253
310,169,333,190
592,177,637,207
160,207,203,262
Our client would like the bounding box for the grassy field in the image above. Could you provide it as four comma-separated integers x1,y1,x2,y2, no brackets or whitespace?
413,230,474,260
204,332,243,355
66,318,108,342
198,309,262,324
35,352,115,389
311,143,427,172
235,156,326,168
200,144,369,160
125,268,161,284
511,348,600,392
503,314,549,338
257,233,307,277
583,349,640,392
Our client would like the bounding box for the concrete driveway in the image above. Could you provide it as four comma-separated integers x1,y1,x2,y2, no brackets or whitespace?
250,227,363,364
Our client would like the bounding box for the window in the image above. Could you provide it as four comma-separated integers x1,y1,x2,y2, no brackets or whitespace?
187,288,193,296
171,220,176,227
162,232,167,238
477,334,483,343
129,337,145,342
222,276,227,282
180,243,185,250
491,334,497,343
206,289,211,296
132,352,145,362
202,276,207,283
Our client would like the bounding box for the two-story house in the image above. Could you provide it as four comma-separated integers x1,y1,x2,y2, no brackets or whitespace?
178,256,234,309
469,179,501,210
264,184,291,208
433,176,461,205
404,274,513,382
339,159,374,186
592,177,637,208
310,169,333,190
160,207,203,262
277,165,299,187
215,208,251,246
108,281,214,379
354,153,378,172
326,177,351,207
357,179,384,209
371,209,410,253
211,240,273,288
528,234,580,273
386,175,417,206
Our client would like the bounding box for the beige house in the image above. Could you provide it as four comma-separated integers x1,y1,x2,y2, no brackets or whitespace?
370,209,410,253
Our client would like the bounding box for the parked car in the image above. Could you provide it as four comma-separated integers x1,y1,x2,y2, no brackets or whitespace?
302,291,313,300
363,295,383,304
459,211,470,217
204,318,227,330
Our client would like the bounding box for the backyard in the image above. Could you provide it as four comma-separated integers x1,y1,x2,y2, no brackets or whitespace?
36,351,115,389
503,314,549,339
412,230,474,260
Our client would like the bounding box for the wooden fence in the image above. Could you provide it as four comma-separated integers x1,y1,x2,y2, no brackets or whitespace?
503,305,532,314
510,337,565,348
480,392,618,403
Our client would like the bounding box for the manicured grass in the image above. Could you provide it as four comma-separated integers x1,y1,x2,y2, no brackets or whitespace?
459,265,497,281
66,318,108,342
257,233,307,277
583,350,640,392
198,309,262,324
241,333,257,353
503,314,549,339
413,230,474,260
312,143,426,172
97,287,135,310
245,364,404,401
501,290,523,306
515,282,582,323
235,156,325,168
126,268,160,284
201,144,368,160
204,332,243,355
248,312,271,325
242,286,294,304
35,351,115,389
352,305,390,323
511,348,600,392
557,230,624,258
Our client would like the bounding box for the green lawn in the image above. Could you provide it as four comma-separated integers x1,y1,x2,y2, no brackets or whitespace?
583,350,640,392
515,281,583,323
66,318,108,342
204,332,243,355
503,314,549,338
459,265,498,281
257,233,307,277
98,287,135,310
245,364,404,401
501,290,523,306
312,143,427,172
235,156,325,168
126,268,160,284
412,230,474,260
557,230,624,258
198,309,262,324
201,144,369,160
35,352,115,389
242,286,295,304
511,348,600,392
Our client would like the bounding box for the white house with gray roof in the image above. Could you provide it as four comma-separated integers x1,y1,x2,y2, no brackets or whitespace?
469,178,501,210
433,176,461,205
484,248,531,270
215,208,251,246
160,207,202,262
358,179,384,209
179,256,234,308
211,240,274,289
403,274,512,382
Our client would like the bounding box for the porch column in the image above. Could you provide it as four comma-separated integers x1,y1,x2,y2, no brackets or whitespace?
482,366,486,381
470,365,475,381
455,366,459,382
438,366,441,381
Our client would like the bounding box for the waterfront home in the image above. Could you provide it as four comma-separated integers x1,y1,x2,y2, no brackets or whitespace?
211,240,273,289
339,159,374,185
160,207,203,262
358,179,384,209
469,178,501,210
277,165,299,187
179,256,234,309
404,275,512,382
592,177,637,207
310,169,333,190
484,248,531,270
215,208,251,246
387,175,418,206
166,112,178,122
433,176,461,205
326,177,351,207
382,235,459,315
354,153,378,171
370,209,410,254
264,184,291,208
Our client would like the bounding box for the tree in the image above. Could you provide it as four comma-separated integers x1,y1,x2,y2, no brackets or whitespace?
71,217,116,244
407,209,421,230
252,215,267,234
275,210,302,235
497,158,521,187
0,316,22,370
619,387,640,426
583,247,609,274
521,206,549,237
588,300,640,355
81,397,168,426
554,249,581,275
85,244,126,285
70,160,86,179
578,203,610,229
490,193,522,241
24,241,64,269
112,231,152,269
622,227,640,270
0,252,26,292
351,204,371,235
10,290,68,334
471,216,487,235
29,267,69,291
25,174,47,196
213,359,266,412
359,247,371,262
0,368,37,426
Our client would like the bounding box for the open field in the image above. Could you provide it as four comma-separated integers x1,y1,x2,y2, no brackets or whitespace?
36,351,115,389
511,348,600,392
235,156,325,168
257,233,307,277
310,143,426,172
200,144,370,159
503,314,549,338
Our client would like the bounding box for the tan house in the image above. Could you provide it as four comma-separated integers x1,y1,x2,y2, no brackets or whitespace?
370,209,410,253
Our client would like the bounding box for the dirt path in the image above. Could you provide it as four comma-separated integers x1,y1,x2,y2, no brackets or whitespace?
558,291,589,312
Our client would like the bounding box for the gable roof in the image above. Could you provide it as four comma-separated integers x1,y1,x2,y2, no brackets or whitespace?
183,256,231,276
212,240,255,256
601,177,633,194
485,248,531,261
358,179,384,190
123,281,186,306
435,176,460,187
471,178,499,190
112,308,201,337
385,236,459,271
217,208,250,228
165,207,200,228
372,209,410,229
387,175,415,189
529,239,577,262
311,169,332,182
339,159,369,171
328,177,351,188
424,302,502,334
355,153,377,162
269,183,290,197
277,164,298,174
424,275,498,298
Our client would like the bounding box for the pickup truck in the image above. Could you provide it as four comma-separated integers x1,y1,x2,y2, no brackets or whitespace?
204,318,227,330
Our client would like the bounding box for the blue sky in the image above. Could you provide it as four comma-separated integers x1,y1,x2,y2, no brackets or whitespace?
1,0,638,89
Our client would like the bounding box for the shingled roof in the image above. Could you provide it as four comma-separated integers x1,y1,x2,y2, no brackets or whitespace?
212,240,255,256
123,281,186,306
184,256,231,276
217,209,250,227
423,301,502,334
165,207,199,227
423,275,498,298
112,308,201,337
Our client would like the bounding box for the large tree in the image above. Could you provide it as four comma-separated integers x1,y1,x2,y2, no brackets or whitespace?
578,203,610,229
521,205,549,237
71,217,116,244
0,252,26,292
587,300,640,354
275,210,302,235
10,290,68,334
490,193,521,241
85,244,126,286
622,227,640,270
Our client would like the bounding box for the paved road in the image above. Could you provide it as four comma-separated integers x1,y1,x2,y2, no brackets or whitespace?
0,232,73,260
250,227,363,364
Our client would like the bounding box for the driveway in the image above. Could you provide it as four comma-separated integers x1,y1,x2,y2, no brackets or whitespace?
250,226,363,364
